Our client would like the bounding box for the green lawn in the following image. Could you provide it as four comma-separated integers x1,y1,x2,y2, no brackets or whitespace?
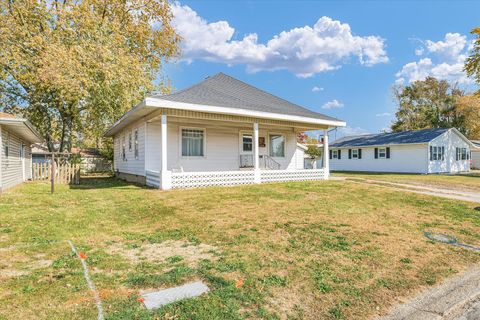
333,171,480,192
0,178,479,319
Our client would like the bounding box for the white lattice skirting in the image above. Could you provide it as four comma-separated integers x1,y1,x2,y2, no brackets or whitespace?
171,171,256,189
260,169,326,183
146,169,326,189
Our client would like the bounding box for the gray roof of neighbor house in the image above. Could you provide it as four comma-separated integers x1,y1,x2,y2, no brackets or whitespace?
151,73,341,122
472,140,480,149
330,128,451,148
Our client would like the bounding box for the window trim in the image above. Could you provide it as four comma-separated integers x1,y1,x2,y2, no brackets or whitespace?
4,131,9,159
430,145,445,161
128,132,132,152
239,131,253,154
268,133,286,158
134,129,139,159
351,149,359,159
179,126,207,158
332,149,339,159
456,147,468,161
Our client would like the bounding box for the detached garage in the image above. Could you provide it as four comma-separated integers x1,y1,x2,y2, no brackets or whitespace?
329,128,473,174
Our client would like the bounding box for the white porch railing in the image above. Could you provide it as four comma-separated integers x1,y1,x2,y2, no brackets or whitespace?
146,169,326,189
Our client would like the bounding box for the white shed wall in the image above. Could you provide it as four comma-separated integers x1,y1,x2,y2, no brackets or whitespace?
330,144,428,173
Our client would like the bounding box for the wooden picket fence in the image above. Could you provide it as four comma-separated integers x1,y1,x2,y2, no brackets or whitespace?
32,163,81,184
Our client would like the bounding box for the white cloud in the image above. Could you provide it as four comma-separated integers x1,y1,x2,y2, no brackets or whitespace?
396,33,473,85
375,112,391,117
321,99,344,109
312,86,324,92
172,3,388,77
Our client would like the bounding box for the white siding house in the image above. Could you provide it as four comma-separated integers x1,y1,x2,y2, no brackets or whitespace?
105,73,345,189
329,128,473,174
0,113,43,192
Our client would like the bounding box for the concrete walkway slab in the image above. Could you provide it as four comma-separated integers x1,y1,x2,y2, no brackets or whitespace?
141,281,209,310
377,266,480,320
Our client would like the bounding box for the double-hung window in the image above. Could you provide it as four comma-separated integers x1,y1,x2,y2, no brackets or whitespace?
134,129,139,159
352,149,359,159
128,132,132,152
332,150,338,159
122,136,126,161
182,128,205,157
378,147,387,158
456,147,468,161
242,134,253,152
430,146,445,161
269,134,285,157
4,131,9,159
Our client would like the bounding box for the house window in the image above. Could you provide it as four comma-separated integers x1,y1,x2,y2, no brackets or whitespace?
134,129,139,159
269,134,285,157
128,132,132,151
182,128,205,157
332,150,338,159
352,149,359,159
456,147,468,161
122,136,126,161
4,132,9,159
430,146,445,161
378,147,387,158
242,134,253,152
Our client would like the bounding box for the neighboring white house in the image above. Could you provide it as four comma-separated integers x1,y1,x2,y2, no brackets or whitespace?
0,112,43,192
329,128,473,174
105,73,345,189
471,140,480,169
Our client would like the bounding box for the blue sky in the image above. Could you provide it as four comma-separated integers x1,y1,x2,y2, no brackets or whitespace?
165,1,479,139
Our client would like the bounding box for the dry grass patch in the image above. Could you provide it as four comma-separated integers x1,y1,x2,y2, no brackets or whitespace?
107,240,218,267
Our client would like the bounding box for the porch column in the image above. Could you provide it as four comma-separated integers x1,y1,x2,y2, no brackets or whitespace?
323,129,330,179
160,114,171,190
253,122,261,184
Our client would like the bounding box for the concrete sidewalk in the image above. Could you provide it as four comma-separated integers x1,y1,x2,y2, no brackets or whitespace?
377,266,480,320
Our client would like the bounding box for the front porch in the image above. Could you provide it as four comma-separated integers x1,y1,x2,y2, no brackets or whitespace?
144,111,330,190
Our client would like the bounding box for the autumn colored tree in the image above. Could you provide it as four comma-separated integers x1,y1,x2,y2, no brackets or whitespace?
391,77,464,133
0,0,179,151
454,95,480,139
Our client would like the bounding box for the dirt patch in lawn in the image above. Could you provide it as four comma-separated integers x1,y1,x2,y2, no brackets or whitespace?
107,240,218,267
0,251,53,279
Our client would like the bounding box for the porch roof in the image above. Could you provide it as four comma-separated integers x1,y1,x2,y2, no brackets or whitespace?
105,73,345,137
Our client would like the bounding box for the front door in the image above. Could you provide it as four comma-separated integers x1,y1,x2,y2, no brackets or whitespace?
239,132,253,167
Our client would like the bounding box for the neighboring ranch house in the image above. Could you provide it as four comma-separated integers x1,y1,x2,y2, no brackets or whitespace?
105,73,345,189
329,128,473,174
472,140,480,169
0,113,43,192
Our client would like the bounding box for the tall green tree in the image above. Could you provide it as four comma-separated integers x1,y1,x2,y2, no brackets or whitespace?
0,0,179,151
391,77,464,133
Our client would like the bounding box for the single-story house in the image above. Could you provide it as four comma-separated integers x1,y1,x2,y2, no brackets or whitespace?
329,128,473,174
0,112,43,191
105,73,345,189
471,140,480,169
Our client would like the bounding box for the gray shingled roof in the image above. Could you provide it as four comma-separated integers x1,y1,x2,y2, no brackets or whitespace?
331,128,450,148
472,140,480,148
151,73,341,122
